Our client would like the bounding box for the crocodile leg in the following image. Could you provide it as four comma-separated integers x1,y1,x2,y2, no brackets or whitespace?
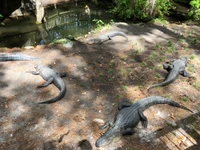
180,70,193,78
138,109,148,128
99,121,113,129
118,104,132,111
28,71,40,75
163,63,173,72
57,72,67,77
37,77,54,88
99,36,112,45
122,127,135,135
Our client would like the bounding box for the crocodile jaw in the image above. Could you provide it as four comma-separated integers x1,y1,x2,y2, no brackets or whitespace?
95,127,120,148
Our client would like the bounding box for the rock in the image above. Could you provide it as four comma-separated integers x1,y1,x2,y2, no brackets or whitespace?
166,119,177,127
93,118,105,124
63,41,74,48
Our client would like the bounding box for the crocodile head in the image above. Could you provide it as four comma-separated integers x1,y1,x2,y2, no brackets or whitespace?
180,56,189,63
34,65,44,71
95,126,120,148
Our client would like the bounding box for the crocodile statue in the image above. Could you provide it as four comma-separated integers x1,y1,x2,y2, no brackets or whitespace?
28,65,66,104
148,57,190,90
0,53,39,61
87,31,128,45
95,96,193,147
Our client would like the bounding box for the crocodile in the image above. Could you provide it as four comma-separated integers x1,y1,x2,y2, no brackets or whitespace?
87,31,128,45
28,65,66,104
148,57,190,90
95,96,193,147
0,53,39,61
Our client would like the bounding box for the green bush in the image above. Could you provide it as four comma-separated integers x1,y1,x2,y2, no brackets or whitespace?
112,0,172,21
188,0,200,20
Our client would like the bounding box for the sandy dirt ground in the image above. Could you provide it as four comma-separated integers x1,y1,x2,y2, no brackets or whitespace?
0,22,200,150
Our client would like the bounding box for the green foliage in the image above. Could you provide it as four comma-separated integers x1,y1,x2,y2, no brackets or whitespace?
52,38,70,44
181,96,189,102
155,0,173,17
122,85,128,90
112,0,134,19
188,0,200,20
92,19,112,32
112,0,172,21
93,19,105,27
0,14,5,26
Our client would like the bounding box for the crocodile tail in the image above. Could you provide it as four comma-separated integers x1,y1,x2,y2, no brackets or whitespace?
38,86,66,104
0,53,39,61
147,81,168,91
166,99,193,113
150,96,193,113
141,96,193,113
147,83,161,90
112,32,128,41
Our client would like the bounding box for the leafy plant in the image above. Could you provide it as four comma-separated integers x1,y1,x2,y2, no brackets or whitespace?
93,19,105,28
92,19,112,32
0,14,5,26
112,0,173,21
190,54,196,60
188,0,200,20
52,38,70,44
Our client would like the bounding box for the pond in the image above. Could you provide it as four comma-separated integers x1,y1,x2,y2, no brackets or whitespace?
0,2,116,48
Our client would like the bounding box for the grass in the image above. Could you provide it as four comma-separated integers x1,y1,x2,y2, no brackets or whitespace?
150,52,158,61
190,54,196,60
141,61,147,67
109,61,116,68
156,73,161,78
185,48,190,52
130,50,139,59
167,41,175,53
127,68,132,72
179,38,185,43
152,18,169,25
165,94,172,99
115,93,123,99
181,96,189,102
92,19,112,32
122,56,127,61
120,68,128,78
187,65,195,73
192,83,199,90
107,69,114,75
155,44,161,49
52,38,71,44
122,85,128,91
